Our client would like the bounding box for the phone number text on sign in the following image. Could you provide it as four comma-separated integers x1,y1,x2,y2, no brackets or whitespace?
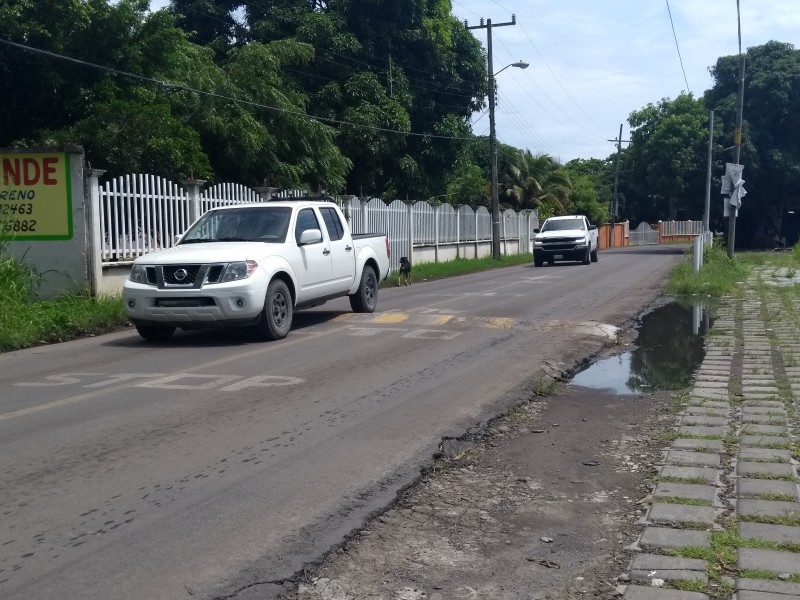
1,153,72,240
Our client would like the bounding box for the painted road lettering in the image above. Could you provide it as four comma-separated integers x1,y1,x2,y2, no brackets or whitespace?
16,373,103,386
219,376,304,391
137,374,248,390
14,372,304,391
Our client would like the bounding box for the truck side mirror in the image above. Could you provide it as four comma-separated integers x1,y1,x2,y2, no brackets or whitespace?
589,224,597,231
298,228,323,245
533,228,540,233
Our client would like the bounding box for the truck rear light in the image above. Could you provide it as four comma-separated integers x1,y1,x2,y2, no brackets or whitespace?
385,238,390,258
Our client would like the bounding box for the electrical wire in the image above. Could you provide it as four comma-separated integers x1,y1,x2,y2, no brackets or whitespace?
665,0,691,93
495,89,557,151
472,0,608,137
0,38,476,142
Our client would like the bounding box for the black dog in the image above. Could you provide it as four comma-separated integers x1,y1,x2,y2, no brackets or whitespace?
398,256,412,286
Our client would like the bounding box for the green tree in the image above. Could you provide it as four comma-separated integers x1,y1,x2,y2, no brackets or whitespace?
705,41,800,246
445,163,487,207
623,93,709,223
564,158,613,225
239,0,486,199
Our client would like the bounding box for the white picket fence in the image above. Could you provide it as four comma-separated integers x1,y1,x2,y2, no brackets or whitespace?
661,220,703,237
95,174,537,271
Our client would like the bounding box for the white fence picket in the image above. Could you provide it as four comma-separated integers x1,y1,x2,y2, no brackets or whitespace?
101,175,703,271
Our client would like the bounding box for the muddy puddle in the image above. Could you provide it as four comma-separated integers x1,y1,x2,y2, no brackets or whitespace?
570,300,712,394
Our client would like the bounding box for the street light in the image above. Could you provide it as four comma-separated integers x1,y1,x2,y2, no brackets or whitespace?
489,60,528,259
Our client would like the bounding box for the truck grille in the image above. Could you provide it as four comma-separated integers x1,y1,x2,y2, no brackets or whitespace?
154,297,217,308
139,264,227,288
163,265,203,285
542,238,579,251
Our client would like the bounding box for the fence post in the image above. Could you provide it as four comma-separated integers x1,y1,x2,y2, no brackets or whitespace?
336,195,354,225
454,204,462,259
433,202,440,264
501,210,506,256
358,196,369,232
693,234,703,274
85,168,107,296
475,208,479,258
254,186,279,202
404,200,414,265
181,178,206,223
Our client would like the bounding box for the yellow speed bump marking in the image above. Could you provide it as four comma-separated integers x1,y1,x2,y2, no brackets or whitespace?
485,317,515,329
431,315,454,326
374,313,410,324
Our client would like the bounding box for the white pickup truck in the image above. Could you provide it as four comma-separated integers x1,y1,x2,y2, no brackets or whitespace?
123,199,391,341
533,215,599,267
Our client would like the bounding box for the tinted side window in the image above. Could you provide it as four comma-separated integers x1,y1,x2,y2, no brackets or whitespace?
295,208,321,244
320,207,344,241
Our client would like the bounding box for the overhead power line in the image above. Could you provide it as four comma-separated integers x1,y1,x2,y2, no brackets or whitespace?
468,0,609,138
0,37,476,142
665,0,691,93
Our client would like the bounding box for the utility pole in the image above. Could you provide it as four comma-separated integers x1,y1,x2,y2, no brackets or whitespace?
466,15,518,260
608,124,629,249
727,0,745,258
703,110,714,237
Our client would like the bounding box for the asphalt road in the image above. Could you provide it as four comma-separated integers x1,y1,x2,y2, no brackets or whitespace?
0,245,686,600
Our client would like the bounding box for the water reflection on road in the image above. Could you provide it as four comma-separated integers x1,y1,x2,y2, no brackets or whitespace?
570,300,712,394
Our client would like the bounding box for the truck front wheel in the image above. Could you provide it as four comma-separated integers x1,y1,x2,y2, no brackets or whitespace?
257,279,293,340
534,255,544,267
591,247,599,262
582,248,591,265
349,265,378,313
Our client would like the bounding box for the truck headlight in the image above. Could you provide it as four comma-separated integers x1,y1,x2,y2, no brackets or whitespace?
221,260,258,282
533,240,543,246
574,237,588,246
129,264,149,283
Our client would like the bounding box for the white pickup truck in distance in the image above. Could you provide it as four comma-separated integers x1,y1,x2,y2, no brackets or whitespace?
533,215,599,267
123,198,391,341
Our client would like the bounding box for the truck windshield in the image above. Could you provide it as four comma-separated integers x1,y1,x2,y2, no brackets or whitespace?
541,218,585,232
180,207,293,243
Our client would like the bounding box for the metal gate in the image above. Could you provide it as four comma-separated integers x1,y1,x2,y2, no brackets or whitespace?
629,222,660,246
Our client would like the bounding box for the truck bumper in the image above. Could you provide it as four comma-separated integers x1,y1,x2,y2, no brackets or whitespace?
123,281,268,329
533,247,589,262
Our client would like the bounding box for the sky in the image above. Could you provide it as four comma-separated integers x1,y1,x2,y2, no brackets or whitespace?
149,1,800,163
453,0,800,162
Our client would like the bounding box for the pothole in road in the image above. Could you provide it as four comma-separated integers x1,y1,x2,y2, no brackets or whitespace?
570,300,713,395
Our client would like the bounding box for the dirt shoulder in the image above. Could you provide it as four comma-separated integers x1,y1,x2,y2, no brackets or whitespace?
285,376,678,600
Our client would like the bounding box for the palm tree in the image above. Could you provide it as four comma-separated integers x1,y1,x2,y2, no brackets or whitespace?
501,150,573,215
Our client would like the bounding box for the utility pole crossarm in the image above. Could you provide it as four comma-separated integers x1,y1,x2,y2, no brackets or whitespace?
465,14,517,30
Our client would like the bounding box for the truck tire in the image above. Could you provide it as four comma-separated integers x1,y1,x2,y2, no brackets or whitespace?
257,279,292,340
136,325,175,341
582,248,591,265
534,255,544,267
590,247,599,262
349,265,378,313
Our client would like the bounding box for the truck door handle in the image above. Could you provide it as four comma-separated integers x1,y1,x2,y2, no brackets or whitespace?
345,245,352,252
323,248,330,256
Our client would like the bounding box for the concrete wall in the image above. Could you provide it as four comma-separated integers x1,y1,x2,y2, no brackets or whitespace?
4,147,89,298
